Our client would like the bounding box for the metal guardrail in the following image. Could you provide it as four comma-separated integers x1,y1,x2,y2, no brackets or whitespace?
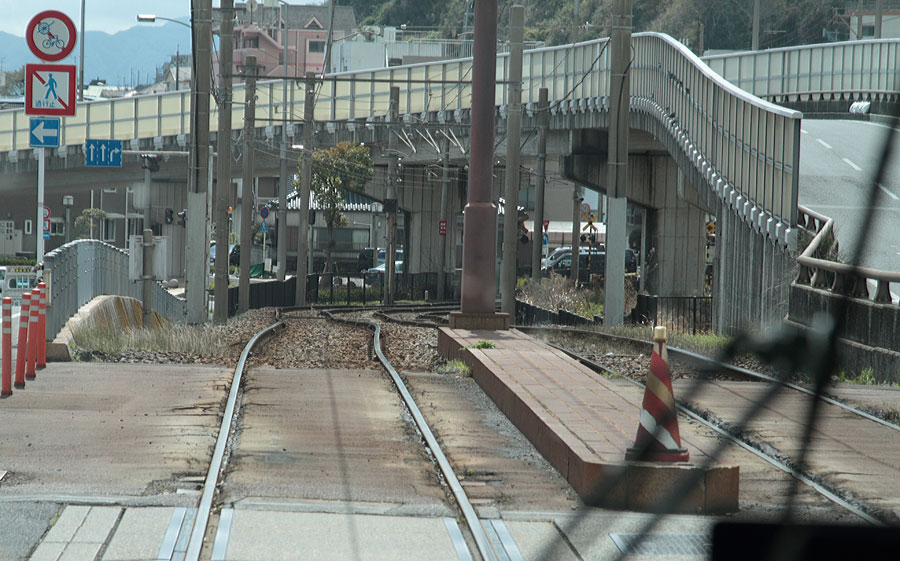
795,205,900,305
42,240,186,340
634,34,802,227
702,39,900,103
0,34,802,233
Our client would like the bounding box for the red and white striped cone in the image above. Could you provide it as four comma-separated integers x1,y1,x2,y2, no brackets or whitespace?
37,282,47,369
625,326,690,462
14,293,30,389
25,288,39,380
2,297,11,396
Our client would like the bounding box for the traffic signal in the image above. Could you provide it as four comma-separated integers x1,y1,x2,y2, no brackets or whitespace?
176,209,187,226
165,208,174,224
580,234,587,243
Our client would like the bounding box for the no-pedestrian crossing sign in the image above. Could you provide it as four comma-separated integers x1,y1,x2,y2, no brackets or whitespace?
25,63,76,116
29,117,60,148
85,139,123,167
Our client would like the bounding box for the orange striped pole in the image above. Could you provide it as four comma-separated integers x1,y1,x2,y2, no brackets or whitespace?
625,326,690,462
25,288,39,380
37,282,47,369
14,293,30,388
2,297,11,396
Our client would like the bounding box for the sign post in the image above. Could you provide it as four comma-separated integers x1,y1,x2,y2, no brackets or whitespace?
25,10,77,264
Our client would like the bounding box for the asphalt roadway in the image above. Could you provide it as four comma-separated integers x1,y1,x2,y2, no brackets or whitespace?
799,119,900,273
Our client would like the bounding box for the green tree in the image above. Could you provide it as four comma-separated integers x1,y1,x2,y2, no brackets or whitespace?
1,66,25,97
73,208,107,239
295,141,374,274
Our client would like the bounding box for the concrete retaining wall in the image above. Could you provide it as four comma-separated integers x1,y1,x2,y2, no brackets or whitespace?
788,284,900,380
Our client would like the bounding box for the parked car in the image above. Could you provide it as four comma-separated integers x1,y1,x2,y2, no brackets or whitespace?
544,252,605,283
366,261,403,285
209,243,238,266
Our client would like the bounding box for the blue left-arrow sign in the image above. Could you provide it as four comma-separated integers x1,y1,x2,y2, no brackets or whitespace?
29,117,60,148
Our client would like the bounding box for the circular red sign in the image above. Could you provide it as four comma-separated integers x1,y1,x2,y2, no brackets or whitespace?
26,10,77,62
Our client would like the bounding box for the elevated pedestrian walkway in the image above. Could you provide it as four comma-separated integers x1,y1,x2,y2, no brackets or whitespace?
437,327,738,514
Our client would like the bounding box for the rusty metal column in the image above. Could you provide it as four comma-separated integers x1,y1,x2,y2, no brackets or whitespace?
605,0,632,325
456,0,501,324
530,88,549,280
239,56,257,314
295,74,316,306
500,6,524,317
214,0,234,324
385,87,400,306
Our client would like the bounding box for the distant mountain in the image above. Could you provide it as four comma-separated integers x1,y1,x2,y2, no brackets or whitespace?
0,21,193,87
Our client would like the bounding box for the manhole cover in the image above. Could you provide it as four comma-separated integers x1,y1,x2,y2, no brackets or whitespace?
609,533,711,556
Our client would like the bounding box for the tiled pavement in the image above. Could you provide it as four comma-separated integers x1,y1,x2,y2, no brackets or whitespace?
438,327,738,513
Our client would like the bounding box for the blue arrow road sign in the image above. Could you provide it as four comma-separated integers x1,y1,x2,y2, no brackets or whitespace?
542,232,549,245
85,139,123,167
29,117,60,148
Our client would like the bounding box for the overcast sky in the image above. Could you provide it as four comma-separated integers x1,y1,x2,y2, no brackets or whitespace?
1,1,197,36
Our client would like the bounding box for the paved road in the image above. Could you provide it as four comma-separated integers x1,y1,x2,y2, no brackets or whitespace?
799,119,900,272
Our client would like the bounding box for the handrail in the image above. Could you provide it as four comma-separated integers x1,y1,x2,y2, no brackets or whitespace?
702,39,900,100
795,205,899,304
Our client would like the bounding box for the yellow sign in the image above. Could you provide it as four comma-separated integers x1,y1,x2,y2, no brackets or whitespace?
518,213,529,233
706,221,716,236
582,222,597,232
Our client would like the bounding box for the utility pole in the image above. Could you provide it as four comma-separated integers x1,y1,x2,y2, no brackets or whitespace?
214,0,234,325
500,5,524,318
239,55,258,314
187,0,212,324
277,2,289,281
295,74,316,306
605,0,632,326
385,86,400,306
876,0,884,39
78,0,85,101
437,137,450,302
531,88,548,281
570,186,581,285
752,0,760,50
857,0,863,39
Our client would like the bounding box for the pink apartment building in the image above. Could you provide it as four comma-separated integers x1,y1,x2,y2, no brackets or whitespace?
214,1,357,79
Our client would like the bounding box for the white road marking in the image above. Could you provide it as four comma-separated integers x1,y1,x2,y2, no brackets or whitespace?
842,158,862,171
878,184,900,201
816,138,832,149
801,128,808,134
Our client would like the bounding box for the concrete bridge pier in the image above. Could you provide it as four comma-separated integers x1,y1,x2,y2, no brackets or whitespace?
565,152,709,303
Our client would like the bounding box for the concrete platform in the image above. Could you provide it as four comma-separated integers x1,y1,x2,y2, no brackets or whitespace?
438,327,739,514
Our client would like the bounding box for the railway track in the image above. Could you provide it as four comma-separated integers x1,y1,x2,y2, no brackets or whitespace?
170,305,900,560
374,309,900,525
179,306,518,561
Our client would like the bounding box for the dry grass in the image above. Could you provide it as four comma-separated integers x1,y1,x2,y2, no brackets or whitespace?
71,323,228,357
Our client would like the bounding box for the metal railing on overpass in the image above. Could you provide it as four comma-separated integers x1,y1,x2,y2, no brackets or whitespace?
702,39,900,104
0,33,802,230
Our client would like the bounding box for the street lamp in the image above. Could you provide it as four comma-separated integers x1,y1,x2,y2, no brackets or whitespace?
136,14,191,28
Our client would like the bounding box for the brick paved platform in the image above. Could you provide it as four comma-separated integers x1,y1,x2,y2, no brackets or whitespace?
437,327,738,514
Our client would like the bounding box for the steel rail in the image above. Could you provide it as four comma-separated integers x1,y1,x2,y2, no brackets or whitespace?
321,308,499,561
184,317,284,561
547,341,885,527
516,325,900,434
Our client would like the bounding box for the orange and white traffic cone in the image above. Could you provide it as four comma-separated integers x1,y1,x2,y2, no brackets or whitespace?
625,326,689,462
